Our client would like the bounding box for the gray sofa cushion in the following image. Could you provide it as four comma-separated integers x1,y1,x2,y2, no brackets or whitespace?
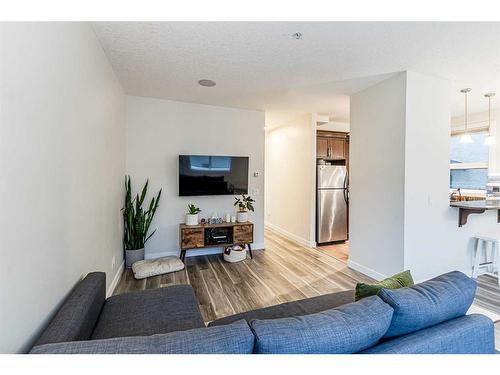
208,290,354,327
34,272,106,346
31,320,254,354
91,285,205,340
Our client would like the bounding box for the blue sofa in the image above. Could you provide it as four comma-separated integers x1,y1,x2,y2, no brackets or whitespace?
30,271,496,354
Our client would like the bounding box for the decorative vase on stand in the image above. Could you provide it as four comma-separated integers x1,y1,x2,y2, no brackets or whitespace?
237,211,248,223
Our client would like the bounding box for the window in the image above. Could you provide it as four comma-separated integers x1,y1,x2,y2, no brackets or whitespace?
189,156,231,171
449,131,489,190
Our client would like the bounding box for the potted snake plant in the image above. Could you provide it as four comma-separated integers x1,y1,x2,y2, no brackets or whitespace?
122,176,162,268
234,194,255,223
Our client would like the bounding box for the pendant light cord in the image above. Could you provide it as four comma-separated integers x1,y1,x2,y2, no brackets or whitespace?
465,90,468,133
461,88,471,134
484,93,496,145
488,95,491,128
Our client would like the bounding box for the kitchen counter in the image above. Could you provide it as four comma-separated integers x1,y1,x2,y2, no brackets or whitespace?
450,200,500,227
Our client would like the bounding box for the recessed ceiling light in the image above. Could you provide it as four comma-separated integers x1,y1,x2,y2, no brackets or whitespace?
198,79,216,87
291,32,303,40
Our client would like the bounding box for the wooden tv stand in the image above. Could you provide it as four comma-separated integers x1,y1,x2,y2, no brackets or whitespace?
179,221,254,262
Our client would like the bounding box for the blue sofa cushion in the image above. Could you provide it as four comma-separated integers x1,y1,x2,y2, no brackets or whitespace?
30,320,254,354
360,314,495,354
209,290,355,327
379,271,476,338
34,272,106,346
250,296,393,354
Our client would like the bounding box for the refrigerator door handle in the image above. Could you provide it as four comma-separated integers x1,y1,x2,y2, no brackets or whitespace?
343,171,349,205
347,173,350,204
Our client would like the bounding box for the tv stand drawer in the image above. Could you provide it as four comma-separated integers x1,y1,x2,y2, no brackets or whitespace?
180,228,204,249
234,224,253,243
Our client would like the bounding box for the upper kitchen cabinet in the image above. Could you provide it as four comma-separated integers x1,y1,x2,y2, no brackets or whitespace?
329,138,346,159
316,137,330,158
316,131,349,161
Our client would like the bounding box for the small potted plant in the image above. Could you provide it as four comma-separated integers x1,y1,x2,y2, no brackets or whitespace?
234,194,255,223
186,204,201,226
122,176,162,268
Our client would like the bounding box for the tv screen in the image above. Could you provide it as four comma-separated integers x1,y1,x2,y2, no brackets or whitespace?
179,155,249,196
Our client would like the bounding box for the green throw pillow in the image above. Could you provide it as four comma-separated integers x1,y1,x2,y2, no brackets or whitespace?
355,270,414,301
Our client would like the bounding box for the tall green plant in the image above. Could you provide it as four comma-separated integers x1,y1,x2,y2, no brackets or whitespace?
122,176,162,250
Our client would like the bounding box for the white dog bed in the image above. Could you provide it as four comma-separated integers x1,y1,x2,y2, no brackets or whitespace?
132,256,185,279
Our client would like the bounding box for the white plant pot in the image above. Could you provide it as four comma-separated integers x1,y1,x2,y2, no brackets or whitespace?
186,213,199,226
237,211,248,223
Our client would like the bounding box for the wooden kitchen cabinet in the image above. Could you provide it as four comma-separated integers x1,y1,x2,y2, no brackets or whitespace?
316,131,349,161
316,137,329,158
329,138,346,159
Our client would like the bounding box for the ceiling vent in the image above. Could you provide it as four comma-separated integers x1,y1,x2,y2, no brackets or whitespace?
316,114,330,126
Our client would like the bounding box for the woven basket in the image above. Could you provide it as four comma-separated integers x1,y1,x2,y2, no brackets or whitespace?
223,245,247,263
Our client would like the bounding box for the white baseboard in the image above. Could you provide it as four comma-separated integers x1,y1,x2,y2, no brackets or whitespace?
347,260,387,281
265,222,316,248
145,242,265,260
249,242,265,250
106,260,124,298
186,242,265,258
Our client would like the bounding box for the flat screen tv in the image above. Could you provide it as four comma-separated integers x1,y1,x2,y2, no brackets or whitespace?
179,155,249,196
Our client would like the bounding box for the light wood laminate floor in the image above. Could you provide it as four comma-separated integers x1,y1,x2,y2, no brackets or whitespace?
474,274,500,350
316,242,349,262
114,228,373,322
475,274,500,315
114,228,500,350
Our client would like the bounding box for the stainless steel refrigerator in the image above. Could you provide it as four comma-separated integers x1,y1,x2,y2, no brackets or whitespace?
316,165,348,244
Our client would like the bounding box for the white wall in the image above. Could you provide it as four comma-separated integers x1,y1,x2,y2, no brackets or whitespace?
349,73,407,279
126,96,265,259
264,114,316,246
403,71,452,281
0,23,125,353
317,121,350,132
349,70,500,282
451,109,500,130
405,77,500,281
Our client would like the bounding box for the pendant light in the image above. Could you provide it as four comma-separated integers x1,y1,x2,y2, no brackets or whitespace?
460,88,473,143
484,93,496,145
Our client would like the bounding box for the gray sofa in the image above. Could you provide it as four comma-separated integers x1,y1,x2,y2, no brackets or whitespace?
30,271,496,354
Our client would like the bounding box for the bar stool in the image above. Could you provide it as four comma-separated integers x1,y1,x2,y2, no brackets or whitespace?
472,235,500,286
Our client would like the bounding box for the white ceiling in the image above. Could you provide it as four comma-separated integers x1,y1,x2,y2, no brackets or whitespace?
93,22,500,125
